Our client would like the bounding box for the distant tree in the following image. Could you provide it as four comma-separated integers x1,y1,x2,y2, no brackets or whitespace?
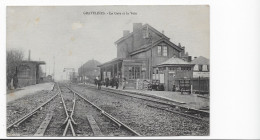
6,49,24,89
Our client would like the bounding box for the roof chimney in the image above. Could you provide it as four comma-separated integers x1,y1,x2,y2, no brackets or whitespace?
188,56,192,62
123,30,130,37
133,23,142,32
28,50,31,61
182,46,185,52
178,43,181,47
162,30,164,34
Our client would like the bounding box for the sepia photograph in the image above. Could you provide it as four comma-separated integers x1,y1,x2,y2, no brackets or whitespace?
6,6,210,137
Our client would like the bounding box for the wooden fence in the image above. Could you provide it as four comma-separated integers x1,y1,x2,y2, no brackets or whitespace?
191,77,210,94
176,77,210,94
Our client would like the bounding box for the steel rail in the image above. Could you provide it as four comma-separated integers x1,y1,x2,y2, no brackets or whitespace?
62,119,76,136
57,83,71,124
62,119,70,136
57,83,76,136
70,99,77,125
14,111,38,127
101,111,121,127
7,91,59,130
65,84,142,136
83,84,209,118
147,104,209,124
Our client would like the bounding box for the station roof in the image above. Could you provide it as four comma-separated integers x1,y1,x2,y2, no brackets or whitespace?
129,38,183,56
21,60,46,65
97,58,124,67
156,57,194,67
191,56,209,65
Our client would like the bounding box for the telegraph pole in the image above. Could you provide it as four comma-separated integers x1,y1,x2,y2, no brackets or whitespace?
145,25,153,80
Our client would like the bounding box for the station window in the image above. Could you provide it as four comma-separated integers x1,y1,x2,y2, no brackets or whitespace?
207,65,210,71
128,66,141,79
158,45,168,56
163,46,168,56
157,46,162,56
198,65,203,71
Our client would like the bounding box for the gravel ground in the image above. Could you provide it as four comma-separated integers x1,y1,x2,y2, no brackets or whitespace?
41,94,67,137
7,83,136,137
6,83,209,137
7,84,68,137
73,94,134,136
71,84,209,136
7,90,55,127
60,83,135,136
7,90,58,136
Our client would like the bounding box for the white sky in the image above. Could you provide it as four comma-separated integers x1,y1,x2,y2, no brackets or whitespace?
7,6,209,80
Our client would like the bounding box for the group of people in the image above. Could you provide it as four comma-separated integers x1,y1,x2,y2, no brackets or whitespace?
94,76,102,90
94,76,127,90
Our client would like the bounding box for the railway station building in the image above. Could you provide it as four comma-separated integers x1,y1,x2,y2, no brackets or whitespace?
191,56,210,78
98,23,193,90
154,56,195,91
17,61,46,87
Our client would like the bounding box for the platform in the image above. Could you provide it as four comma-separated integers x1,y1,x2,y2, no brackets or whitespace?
81,83,209,111
6,82,55,103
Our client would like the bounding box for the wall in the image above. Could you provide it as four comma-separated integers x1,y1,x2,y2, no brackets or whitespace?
131,41,182,80
117,37,133,58
17,63,37,87
151,42,181,67
191,77,210,93
193,64,210,78
161,66,194,91
121,59,148,89
117,26,163,58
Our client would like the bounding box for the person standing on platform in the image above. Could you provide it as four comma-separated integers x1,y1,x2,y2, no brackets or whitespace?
115,76,119,89
111,76,115,88
105,77,109,87
95,77,98,87
96,76,101,90
122,77,126,90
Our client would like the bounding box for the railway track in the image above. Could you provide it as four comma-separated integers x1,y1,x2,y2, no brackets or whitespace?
59,83,141,136
7,82,141,136
57,83,77,136
7,82,208,136
77,84,209,123
6,89,59,133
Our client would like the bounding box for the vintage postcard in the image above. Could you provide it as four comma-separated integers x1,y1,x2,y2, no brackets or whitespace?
6,6,209,137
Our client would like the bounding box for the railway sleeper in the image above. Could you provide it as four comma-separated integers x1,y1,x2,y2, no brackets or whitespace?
86,115,104,136
34,114,52,136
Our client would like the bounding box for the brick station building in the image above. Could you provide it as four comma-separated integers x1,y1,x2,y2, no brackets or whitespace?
154,56,195,91
98,23,192,90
